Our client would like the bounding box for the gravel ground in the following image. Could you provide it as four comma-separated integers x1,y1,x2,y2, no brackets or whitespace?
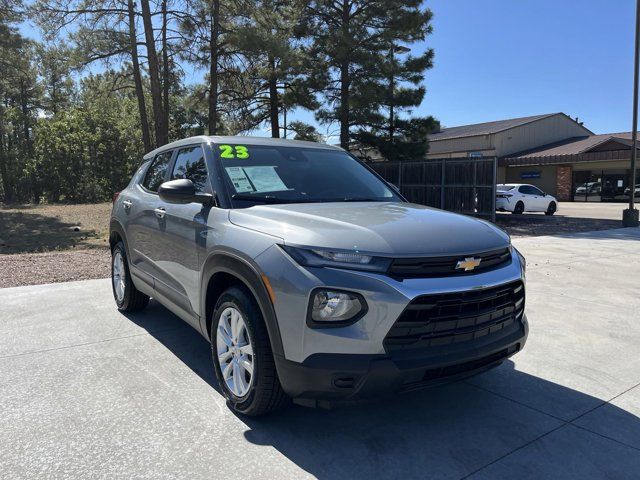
0,203,111,254
495,214,621,237
0,249,110,288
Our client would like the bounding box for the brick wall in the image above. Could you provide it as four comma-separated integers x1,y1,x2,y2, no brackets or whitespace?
556,165,572,201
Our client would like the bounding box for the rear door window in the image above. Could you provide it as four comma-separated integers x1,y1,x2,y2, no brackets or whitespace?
170,146,209,192
142,151,173,192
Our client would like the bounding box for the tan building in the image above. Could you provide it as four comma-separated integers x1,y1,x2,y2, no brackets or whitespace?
427,113,592,160
427,113,638,201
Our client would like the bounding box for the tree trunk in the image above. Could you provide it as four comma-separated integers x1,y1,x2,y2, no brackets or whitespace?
140,0,167,147
161,0,170,138
20,80,39,202
339,1,350,149
127,0,152,153
339,61,350,149
0,125,12,204
20,81,31,152
208,0,220,135
268,56,279,138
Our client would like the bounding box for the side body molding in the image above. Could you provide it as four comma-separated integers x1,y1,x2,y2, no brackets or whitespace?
199,249,284,357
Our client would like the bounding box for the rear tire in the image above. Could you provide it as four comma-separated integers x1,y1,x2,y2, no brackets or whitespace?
512,201,525,215
211,286,289,416
545,201,557,216
111,241,149,312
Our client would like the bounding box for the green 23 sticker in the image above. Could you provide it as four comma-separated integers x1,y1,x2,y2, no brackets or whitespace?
219,144,249,159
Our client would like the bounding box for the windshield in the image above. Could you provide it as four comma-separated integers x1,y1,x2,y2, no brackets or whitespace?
497,185,515,191
214,143,401,207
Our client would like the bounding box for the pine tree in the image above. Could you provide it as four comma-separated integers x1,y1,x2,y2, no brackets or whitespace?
230,0,317,137
307,0,436,152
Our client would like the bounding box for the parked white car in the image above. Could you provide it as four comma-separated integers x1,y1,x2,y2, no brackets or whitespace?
496,184,557,215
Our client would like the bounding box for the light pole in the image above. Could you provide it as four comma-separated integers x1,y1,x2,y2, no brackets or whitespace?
623,0,640,226
389,45,411,143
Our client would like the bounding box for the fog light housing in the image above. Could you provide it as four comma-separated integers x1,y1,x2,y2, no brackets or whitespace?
307,289,367,328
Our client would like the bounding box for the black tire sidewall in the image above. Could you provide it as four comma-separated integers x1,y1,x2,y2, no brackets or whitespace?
211,288,262,413
514,201,524,214
547,202,556,215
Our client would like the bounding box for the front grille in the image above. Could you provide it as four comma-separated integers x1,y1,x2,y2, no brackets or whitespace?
388,247,511,278
384,281,524,353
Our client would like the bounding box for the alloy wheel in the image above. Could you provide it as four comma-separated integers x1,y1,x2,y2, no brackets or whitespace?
216,307,254,398
112,251,126,303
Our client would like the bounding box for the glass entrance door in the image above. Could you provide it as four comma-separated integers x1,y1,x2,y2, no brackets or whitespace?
601,172,628,202
573,171,601,202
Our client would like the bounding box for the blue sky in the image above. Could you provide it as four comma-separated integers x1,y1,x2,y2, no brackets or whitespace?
20,0,636,138
419,0,635,134
297,0,636,139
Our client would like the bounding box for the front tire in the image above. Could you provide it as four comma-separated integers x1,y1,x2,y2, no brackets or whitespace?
545,201,556,216
211,286,289,416
512,201,525,214
111,241,149,312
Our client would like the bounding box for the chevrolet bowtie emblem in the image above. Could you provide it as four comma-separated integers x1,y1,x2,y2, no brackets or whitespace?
456,257,482,271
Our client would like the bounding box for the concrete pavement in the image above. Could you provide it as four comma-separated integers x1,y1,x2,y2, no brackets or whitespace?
1,227,639,479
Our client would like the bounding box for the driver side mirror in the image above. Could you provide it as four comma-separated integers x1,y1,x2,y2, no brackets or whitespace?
158,179,214,206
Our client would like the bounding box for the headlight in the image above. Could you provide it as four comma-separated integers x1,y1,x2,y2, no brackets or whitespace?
307,289,367,327
282,245,391,272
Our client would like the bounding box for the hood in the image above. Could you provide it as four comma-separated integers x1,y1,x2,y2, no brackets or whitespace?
229,202,510,256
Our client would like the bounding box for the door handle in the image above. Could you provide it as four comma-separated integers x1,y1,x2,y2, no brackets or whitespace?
154,207,166,219
123,199,133,209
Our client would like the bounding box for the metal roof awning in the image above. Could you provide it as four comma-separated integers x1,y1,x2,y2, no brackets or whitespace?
500,149,632,167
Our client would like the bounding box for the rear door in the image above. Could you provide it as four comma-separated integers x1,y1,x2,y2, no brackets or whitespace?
518,185,539,211
152,144,212,324
126,150,174,285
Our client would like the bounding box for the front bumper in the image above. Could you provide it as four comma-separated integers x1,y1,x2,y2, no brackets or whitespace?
255,244,525,363
275,314,528,400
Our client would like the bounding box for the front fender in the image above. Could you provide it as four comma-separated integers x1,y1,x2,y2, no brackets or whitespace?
199,248,284,357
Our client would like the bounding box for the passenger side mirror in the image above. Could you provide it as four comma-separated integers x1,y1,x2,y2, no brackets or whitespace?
158,179,214,206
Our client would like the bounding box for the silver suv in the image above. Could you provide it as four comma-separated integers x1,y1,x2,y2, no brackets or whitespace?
110,136,528,416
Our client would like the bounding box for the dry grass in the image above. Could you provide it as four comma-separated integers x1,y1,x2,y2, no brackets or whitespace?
0,203,112,254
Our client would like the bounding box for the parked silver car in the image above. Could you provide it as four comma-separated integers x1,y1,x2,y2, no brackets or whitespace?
109,136,528,416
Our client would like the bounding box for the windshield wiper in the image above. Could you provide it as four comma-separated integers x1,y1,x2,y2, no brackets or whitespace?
232,194,290,203
339,197,386,202
231,194,319,204
231,194,386,204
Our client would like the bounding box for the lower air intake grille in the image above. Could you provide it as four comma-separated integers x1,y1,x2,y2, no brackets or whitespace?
384,281,524,353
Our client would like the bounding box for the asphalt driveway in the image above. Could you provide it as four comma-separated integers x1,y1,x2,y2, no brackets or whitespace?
1,227,639,479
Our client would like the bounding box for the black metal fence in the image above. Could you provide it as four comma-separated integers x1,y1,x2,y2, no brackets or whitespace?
369,157,497,220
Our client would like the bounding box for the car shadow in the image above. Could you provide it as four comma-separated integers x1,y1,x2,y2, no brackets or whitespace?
119,299,222,395
120,300,640,479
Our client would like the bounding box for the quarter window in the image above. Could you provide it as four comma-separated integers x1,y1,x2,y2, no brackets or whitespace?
171,146,209,192
142,151,173,192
